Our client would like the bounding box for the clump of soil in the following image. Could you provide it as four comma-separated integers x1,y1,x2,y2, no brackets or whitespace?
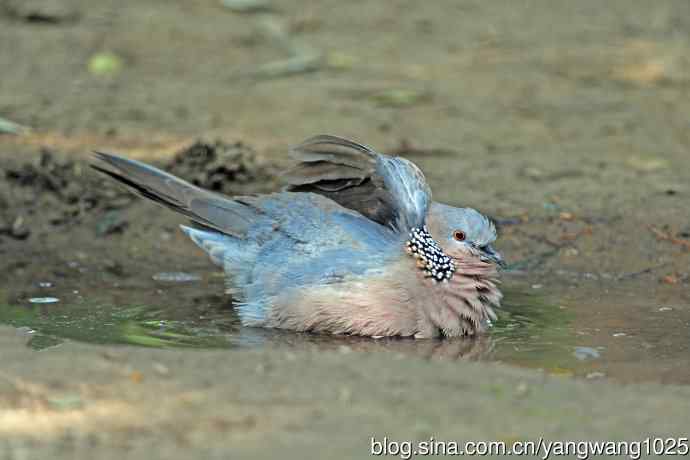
0,140,277,241
1,0,80,24
1,149,136,239
165,140,275,195
6,149,134,210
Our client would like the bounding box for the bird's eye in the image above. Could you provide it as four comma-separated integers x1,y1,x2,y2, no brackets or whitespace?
453,230,466,241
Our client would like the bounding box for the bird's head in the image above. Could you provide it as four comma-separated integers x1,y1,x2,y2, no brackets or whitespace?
403,202,504,335
425,203,504,268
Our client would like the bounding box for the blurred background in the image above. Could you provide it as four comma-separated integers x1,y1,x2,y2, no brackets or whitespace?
2,0,690,221
1,0,690,457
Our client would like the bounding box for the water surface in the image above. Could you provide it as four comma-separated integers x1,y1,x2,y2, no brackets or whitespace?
2,271,688,384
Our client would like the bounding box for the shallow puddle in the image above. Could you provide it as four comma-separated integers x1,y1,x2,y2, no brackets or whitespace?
2,271,688,385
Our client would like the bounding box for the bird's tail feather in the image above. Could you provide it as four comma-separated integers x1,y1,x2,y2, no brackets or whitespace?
92,152,256,238
180,225,230,267
180,225,258,304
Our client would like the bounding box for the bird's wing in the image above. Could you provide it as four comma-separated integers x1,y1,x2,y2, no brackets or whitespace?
285,134,431,232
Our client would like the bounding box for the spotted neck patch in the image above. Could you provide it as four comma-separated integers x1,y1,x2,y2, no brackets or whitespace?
405,226,456,282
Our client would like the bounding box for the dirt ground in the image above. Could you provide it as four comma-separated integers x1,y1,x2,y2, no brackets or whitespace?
2,326,690,459
1,0,690,457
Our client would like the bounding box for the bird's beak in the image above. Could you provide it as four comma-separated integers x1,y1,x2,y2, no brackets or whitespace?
480,244,505,268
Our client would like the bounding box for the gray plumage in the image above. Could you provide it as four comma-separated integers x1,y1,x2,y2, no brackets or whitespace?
94,135,503,338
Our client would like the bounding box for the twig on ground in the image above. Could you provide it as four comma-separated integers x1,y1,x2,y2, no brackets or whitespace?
0,117,31,135
649,225,690,249
617,263,670,281
230,13,324,79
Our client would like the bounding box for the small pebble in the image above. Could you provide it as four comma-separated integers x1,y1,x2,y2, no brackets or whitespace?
515,382,529,397
152,362,170,376
337,345,352,354
104,260,126,277
573,346,600,361
96,211,128,236
10,216,30,239
338,386,352,403
220,0,273,13
0,116,31,135
29,297,59,304
130,370,144,383
661,274,679,285
88,52,123,76
152,272,201,282
47,394,83,410
369,88,432,108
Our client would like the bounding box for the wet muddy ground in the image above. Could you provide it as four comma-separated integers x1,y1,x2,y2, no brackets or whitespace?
1,0,690,457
